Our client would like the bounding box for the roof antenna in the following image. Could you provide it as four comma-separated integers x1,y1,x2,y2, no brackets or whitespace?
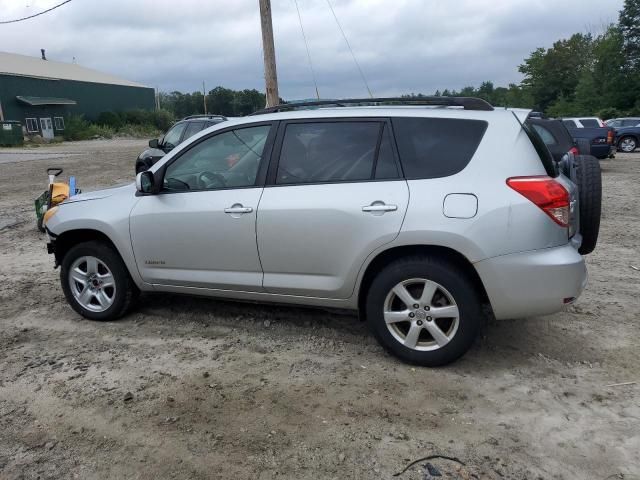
40,48,46,60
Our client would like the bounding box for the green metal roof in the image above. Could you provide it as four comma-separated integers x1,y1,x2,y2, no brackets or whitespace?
16,95,77,106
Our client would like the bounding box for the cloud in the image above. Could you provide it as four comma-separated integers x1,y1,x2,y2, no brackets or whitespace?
0,0,624,99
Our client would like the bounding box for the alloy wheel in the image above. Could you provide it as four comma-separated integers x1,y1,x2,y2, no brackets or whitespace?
383,278,460,351
620,137,637,153
68,256,116,312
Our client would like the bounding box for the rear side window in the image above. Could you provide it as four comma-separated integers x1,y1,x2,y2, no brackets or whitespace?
579,119,599,128
531,124,557,145
391,117,487,179
276,122,382,184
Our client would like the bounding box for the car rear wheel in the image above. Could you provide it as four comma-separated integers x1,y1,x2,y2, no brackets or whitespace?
365,256,482,366
618,136,637,153
574,155,601,255
60,241,136,321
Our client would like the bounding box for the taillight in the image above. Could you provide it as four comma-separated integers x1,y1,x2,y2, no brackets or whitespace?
607,129,614,145
507,176,570,227
569,146,579,155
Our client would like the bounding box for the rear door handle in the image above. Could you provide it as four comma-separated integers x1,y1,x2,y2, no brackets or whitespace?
224,204,253,214
362,203,397,213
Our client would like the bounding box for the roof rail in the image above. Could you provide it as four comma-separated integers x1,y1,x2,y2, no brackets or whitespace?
183,114,228,120
250,96,494,115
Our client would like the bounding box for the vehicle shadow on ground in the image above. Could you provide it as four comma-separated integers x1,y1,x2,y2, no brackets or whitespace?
133,293,595,371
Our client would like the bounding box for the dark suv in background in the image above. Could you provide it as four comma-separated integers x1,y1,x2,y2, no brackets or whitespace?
135,115,227,173
606,118,640,153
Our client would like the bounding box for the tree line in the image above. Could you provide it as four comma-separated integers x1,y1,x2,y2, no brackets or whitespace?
158,0,639,120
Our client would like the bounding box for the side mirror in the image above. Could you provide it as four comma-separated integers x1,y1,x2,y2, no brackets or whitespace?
136,171,155,194
148,138,159,148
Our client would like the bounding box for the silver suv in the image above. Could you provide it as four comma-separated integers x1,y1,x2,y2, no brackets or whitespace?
44,97,596,366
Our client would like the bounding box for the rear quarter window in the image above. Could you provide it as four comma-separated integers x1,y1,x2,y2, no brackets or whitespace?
579,119,600,128
391,117,487,179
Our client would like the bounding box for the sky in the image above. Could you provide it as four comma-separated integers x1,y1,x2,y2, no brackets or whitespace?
0,0,625,100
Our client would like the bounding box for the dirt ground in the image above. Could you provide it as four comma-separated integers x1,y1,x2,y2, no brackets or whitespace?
0,139,638,480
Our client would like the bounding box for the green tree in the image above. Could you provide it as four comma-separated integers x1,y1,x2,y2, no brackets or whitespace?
619,0,640,68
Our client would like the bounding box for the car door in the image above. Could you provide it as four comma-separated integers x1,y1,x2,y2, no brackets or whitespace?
256,119,409,299
130,122,275,291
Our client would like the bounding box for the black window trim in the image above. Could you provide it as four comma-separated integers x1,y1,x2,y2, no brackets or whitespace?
149,120,278,196
265,117,404,188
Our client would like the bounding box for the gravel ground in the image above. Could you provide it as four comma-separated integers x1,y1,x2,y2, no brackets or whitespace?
0,139,638,480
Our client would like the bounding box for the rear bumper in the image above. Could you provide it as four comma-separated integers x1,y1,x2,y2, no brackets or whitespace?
591,144,615,159
474,244,587,320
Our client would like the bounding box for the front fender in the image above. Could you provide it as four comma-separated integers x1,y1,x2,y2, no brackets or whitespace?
46,192,146,289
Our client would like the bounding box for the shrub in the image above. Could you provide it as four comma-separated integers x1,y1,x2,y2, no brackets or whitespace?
63,115,114,141
96,111,124,128
597,107,623,121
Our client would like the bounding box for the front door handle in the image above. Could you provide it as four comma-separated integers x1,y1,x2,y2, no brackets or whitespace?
224,204,253,214
362,202,397,213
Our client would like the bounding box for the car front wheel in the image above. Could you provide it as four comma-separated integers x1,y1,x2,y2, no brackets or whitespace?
618,136,637,153
60,241,136,321
365,256,482,366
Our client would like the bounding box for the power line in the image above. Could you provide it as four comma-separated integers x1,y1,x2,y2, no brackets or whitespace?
0,0,73,25
325,0,373,98
293,0,320,100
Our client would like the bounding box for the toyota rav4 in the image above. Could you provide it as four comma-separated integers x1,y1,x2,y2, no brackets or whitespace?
44,97,600,366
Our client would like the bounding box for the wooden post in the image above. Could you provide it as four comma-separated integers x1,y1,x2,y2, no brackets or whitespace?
203,81,208,114
258,0,279,107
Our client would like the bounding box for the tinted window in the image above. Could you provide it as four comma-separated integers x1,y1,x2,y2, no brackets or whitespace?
623,120,640,127
276,122,381,184
563,120,577,129
579,119,599,128
375,125,399,179
162,122,187,148
391,117,487,179
164,125,271,191
531,124,557,145
182,122,204,140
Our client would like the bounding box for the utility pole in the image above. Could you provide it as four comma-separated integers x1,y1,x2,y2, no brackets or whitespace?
258,0,279,107
202,81,208,114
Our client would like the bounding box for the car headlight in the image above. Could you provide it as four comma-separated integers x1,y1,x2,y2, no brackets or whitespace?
43,206,59,227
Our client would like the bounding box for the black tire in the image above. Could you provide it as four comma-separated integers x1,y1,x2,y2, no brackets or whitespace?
574,155,601,255
617,136,637,153
60,241,136,321
576,138,591,156
365,256,482,367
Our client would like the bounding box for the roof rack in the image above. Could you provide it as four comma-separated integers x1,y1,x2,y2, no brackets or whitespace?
183,114,228,121
250,96,494,115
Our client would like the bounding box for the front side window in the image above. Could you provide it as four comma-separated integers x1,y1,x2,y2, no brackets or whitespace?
25,118,38,133
54,117,65,130
162,122,187,149
182,122,204,141
163,125,271,191
392,117,487,179
276,122,382,184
